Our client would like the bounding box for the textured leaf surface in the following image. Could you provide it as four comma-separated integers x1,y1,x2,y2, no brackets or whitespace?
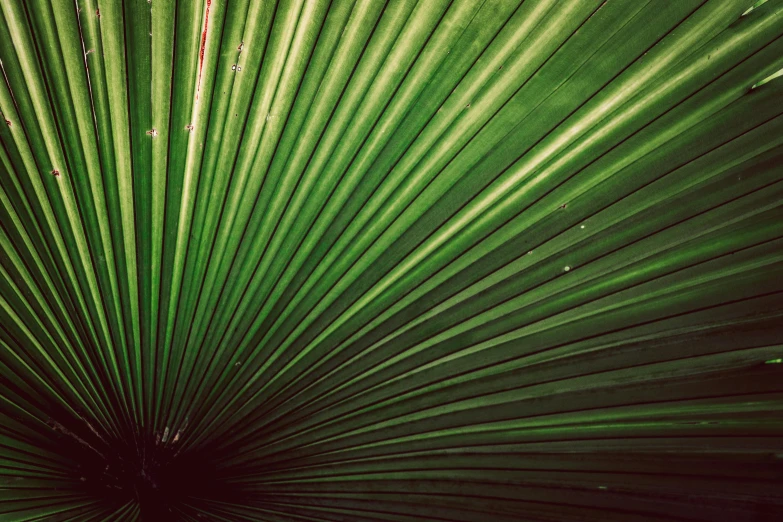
1,0,783,520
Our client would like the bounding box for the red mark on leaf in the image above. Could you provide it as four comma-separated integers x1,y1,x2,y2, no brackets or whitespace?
4,119,10,126
196,0,211,100
51,169,60,177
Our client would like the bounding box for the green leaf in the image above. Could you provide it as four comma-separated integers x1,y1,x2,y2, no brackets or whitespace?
1,0,782,520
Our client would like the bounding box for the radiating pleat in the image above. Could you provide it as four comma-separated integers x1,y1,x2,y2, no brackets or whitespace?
1,0,782,520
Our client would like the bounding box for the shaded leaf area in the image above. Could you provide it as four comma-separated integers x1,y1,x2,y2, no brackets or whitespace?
1,0,783,520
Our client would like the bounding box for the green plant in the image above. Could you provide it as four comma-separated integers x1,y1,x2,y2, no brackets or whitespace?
1,0,782,520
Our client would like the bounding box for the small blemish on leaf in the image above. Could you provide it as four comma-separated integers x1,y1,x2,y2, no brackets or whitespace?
146,128,158,137
51,169,60,177
4,119,10,126
563,265,571,272
196,0,212,100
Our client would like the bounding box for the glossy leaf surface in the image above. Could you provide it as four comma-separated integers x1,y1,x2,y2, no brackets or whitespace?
1,0,782,520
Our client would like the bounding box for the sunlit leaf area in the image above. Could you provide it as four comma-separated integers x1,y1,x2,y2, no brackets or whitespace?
1,0,782,520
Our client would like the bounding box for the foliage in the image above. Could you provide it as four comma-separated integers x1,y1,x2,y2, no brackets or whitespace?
1,0,782,519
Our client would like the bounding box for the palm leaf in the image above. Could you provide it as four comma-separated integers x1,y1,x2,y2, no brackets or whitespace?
1,0,782,520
